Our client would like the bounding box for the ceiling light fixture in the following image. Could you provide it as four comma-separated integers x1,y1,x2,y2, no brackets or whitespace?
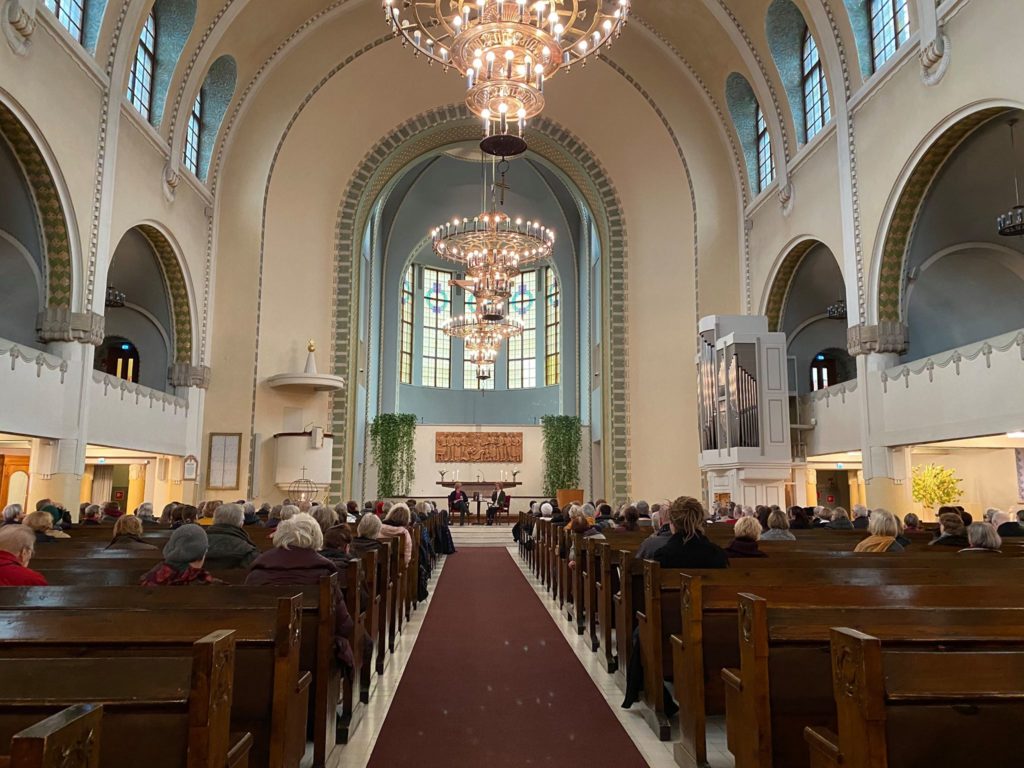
998,118,1024,237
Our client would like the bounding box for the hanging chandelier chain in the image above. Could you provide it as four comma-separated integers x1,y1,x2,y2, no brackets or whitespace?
1010,119,1021,206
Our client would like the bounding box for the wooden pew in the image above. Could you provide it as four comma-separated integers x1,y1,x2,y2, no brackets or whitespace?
588,534,651,667
0,631,250,768
722,596,1024,768
3,704,103,768
672,575,1024,768
805,627,1024,768
0,598,309,768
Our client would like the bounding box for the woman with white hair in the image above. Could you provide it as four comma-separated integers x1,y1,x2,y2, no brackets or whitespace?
724,517,767,558
379,503,414,566
245,513,357,670
1,504,23,526
959,522,1002,554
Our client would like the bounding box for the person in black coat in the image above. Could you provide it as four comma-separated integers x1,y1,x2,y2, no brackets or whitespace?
624,496,728,713
487,483,506,526
997,510,1024,538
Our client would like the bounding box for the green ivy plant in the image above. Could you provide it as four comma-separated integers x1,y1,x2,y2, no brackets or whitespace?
541,415,582,496
370,413,417,498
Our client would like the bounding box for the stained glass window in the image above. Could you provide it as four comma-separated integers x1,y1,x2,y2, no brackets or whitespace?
508,271,537,389
756,104,775,193
44,0,85,42
400,266,414,384
421,267,451,388
802,29,831,141
545,267,560,386
184,92,202,175
869,0,911,71
462,292,494,390
127,12,157,121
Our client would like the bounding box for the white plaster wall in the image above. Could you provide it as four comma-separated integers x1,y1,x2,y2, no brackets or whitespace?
910,448,1022,515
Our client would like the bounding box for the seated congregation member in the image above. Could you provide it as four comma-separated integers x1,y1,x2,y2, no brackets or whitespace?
959,522,1002,554
903,512,922,532
80,504,101,525
379,503,414,566
246,514,358,673
788,506,811,529
615,506,641,533
827,506,854,530
595,503,614,525
996,509,1024,538
811,506,830,527
851,505,870,529
760,509,796,541
635,500,653,528
853,509,904,552
141,525,220,586
548,503,567,524
312,505,338,536
205,503,259,569
2,504,23,526
159,502,178,525
929,512,969,548
106,515,158,550
635,510,672,559
652,496,729,569
756,505,771,529
568,515,605,567
241,502,259,526
625,496,727,713
350,513,387,558
99,501,123,525
0,525,47,585
136,502,159,526
725,516,766,558
487,482,506,526
23,510,68,542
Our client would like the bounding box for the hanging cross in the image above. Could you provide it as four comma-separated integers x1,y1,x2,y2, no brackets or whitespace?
494,174,510,206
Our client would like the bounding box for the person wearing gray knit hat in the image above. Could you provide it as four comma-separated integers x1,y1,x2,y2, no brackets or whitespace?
140,524,219,586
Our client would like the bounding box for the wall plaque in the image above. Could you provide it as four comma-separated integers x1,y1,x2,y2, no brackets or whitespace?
435,432,523,463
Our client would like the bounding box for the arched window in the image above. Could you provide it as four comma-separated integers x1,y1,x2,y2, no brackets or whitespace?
127,12,156,120
188,55,237,181
462,292,495,390
544,267,560,386
869,0,910,71
399,266,414,384
44,0,85,42
96,337,141,384
183,92,202,176
756,105,775,193
421,266,452,388
802,28,831,140
507,271,537,389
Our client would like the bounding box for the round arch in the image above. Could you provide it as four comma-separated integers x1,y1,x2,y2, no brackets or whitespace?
131,223,196,366
871,103,1018,324
0,95,80,311
762,237,828,331
331,105,629,500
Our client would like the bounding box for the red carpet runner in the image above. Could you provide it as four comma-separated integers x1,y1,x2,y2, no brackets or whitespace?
366,548,648,767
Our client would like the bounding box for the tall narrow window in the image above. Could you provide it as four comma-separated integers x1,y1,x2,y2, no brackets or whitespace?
399,266,414,384
462,293,494,390
802,29,831,140
44,0,85,42
755,104,775,193
869,0,910,71
507,271,537,389
127,12,157,121
183,92,202,176
544,267,560,386
421,267,451,388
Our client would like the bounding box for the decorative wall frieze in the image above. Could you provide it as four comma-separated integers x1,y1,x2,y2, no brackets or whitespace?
93,370,189,411
0,338,68,382
880,330,1024,392
169,362,211,389
802,379,858,406
3,0,35,56
36,308,104,345
847,321,908,356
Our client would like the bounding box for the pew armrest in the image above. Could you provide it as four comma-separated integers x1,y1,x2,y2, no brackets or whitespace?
227,731,254,768
720,667,742,692
804,727,841,768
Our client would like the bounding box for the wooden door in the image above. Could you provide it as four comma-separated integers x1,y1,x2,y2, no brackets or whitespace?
1,456,30,508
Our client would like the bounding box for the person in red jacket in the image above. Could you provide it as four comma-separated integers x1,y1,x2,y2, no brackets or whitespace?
0,525,48,586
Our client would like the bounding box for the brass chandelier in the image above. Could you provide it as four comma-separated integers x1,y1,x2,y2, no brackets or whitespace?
383,0,630,155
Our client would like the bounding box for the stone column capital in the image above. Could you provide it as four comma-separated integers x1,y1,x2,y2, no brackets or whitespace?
36,307,105,345
169,362,211,389
847,321,908,356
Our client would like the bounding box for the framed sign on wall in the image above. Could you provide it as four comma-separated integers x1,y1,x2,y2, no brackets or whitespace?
207,433,242,490
182,455,199,482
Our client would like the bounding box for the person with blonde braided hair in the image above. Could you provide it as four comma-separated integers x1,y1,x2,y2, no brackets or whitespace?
651,496,729,568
